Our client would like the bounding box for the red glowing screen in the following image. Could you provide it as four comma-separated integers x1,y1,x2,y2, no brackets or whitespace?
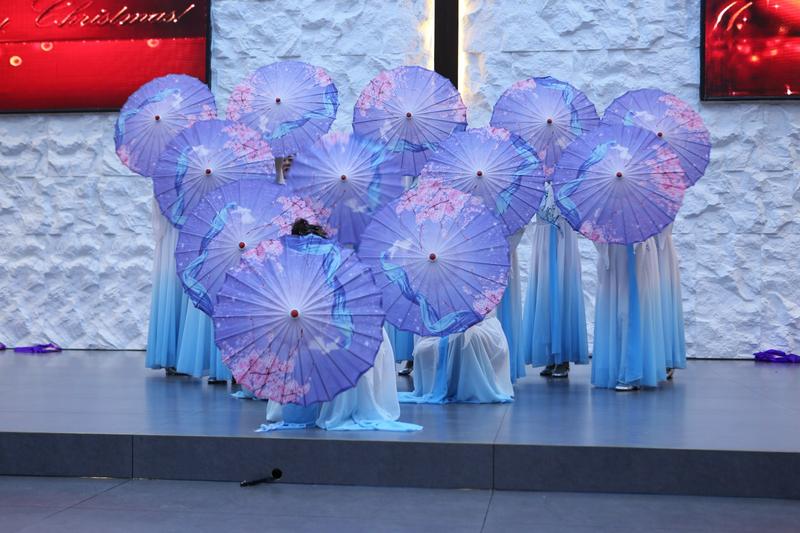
702,0,800,99
0,1,210,112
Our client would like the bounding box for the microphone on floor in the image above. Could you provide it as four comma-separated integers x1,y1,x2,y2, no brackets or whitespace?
240,468,283,487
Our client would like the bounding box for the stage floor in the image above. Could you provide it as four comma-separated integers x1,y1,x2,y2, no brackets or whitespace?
1,351,798,497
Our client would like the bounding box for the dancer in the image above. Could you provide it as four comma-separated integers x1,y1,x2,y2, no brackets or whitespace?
260,219,421,432
518,183,589,379
146,200,189,375
655,223,686,379
497,229,525,382
400,313,514,404
592,239,668,391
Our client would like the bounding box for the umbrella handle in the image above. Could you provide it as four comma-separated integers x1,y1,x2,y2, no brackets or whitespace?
240,468,283,487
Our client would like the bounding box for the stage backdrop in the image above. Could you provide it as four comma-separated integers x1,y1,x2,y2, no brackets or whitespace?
1,0,798,358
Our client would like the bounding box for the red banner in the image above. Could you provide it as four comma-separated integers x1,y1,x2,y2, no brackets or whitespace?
0,1,210,112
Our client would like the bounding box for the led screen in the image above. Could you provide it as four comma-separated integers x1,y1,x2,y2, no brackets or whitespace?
0,1,210,112
702,0,800,99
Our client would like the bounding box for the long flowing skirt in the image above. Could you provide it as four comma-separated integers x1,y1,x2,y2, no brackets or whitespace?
386,323,415,363
519,216,589,367
400,316,514,404
591,241,668,389
260,328,421,432
655,224,687,369
175,303,231,380
145,203,188,370
498,230,525,382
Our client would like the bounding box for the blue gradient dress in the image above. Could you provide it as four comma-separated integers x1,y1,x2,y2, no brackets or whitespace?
387,324,415,363
260,328,421,432
592,240,668,389
145,201,188,370
175,303,230,381
498,230,525,382
400,315,514,404
518,185,589,368
655,224,686,370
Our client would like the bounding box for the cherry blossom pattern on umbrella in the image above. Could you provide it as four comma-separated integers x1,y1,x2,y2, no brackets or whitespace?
176,179,332,316
359,179,510,337
227,61,339,157
289,131,405,245
353,66,467,177
553,123,687,245
491,76,600,179
151,119,276,228
214,234,385,405
602,88,711,186
115,74,216,177
419,126,546,236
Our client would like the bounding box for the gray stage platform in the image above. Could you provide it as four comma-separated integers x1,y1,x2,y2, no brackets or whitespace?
0,351,798,498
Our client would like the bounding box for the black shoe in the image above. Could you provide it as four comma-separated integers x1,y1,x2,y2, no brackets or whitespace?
539,364,555,377
398,360,413,376
666,368,675,380
552,362,570,378
208,377,227,385
165,367,188,377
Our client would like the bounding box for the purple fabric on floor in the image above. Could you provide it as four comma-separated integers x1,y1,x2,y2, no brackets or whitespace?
754,349,800,363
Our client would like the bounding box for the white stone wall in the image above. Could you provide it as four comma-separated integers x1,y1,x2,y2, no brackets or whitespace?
0,0,432,349
1,0,797,357
462,0,800,357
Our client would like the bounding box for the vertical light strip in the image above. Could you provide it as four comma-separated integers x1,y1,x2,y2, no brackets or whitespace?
458,0,467,97
421,0,436,70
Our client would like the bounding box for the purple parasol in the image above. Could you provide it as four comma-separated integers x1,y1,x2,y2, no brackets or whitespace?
352,66,467,177
176,179,332,316
419,127,546,236
115,74,216,177
227,61,339,158
490,76,600,179
289,131,405,245
602,88,711,186
359,179,510,337
151,119,276,228
214,234,385,405
552,124,687,245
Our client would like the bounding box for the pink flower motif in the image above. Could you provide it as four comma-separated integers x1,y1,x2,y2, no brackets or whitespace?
117,145,131,167
511,78,537,92
396,179,469,224
227,81,255,121
313,66,333,87
273,195,334,236
201,104,217,120
579,220,607,243
242,239,284,263
222,122,274,165
659,94,708,137
355,70,397,116
473,286,505,316
485,127,511,141
645,146,688,195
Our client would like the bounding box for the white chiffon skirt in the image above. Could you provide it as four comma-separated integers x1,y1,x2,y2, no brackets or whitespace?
261,328,421,432
400,315,514,404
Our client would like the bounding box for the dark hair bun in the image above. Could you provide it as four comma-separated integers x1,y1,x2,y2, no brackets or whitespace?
291,218,328,238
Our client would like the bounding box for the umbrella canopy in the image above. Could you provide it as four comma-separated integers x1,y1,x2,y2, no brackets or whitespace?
151,119,276,228
419,127,546,236
115,74,216,177
289,131,405,245
490,76,600,179
602,88,711,186
214,234,385,405
176,179,332,316
227,61,339,157
553,124,687,245
359,179,510,337
353,66,467,177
